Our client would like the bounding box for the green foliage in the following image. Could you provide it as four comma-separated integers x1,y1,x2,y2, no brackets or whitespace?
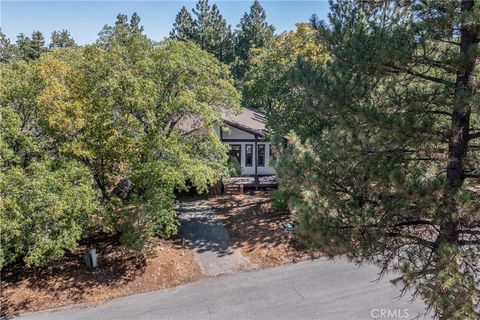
97,13,145,47
259,1,480,318
170,0,275,84
16,31,46,61
112,193,178,254
227,155,241,176
170,7,196,41
0,13,240,269
0,159,97,268
170,0,234,63
233,0,275,84
0,29,18,63
50,30,76,48
0,60,44,168
244,23,330,129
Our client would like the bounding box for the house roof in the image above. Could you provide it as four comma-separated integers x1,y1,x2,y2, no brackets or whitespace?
176,107,269,137
221,107,268,137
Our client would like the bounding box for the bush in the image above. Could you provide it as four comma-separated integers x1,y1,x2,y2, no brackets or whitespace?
0,159,97,269
227,156,241,176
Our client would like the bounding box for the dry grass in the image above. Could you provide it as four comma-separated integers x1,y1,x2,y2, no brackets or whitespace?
208,192,320,268
1,234,201,317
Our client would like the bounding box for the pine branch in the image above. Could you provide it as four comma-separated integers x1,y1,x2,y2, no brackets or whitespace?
458,240,480,246
433,38,461,46
413,56,457,74
392,220,433,227
468,132,480,141
385,232,436,248
386,65,456,88
458,229,480,235
464,173,480,179
425,110,452,117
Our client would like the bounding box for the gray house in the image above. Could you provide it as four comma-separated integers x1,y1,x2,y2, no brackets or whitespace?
216,107,276,177
177,106,277,189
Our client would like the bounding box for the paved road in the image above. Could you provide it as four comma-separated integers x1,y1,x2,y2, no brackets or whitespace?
18,258,430,320
176,199,251,276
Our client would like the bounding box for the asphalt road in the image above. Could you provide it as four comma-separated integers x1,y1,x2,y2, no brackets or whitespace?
17,258,430,320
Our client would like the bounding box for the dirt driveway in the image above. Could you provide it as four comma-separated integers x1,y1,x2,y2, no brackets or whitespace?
176,198,251,276
208,192,320,268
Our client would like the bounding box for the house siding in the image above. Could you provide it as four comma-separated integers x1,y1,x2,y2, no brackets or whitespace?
217,123,276,176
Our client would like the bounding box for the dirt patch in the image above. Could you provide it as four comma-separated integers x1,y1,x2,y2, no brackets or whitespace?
1,234,201,317
208,192,320,269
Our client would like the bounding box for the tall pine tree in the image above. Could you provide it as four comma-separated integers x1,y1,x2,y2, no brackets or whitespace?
0,30,18,62
170,0,234,63
234,0,275,82
129,12,144,35
30,31,46,58
170,6,195,41
258,0,480,318
16,31,46,60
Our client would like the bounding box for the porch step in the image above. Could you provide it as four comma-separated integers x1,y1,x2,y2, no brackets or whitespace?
208,181,223,195
223,183,244,195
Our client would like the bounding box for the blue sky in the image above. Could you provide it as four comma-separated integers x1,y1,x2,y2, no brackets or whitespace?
0,1,331,45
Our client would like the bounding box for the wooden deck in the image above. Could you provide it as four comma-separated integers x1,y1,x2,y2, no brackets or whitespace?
226,175,278,188
209,176,278,195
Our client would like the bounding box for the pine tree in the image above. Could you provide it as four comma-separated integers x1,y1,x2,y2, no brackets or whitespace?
260,0,480,318
97,13,146,47
208,4,234,63
16,31,46,60
30,31,46,57
0,30,18,62
191,0,211,50
115,13,128,27
113,13,129,45
15,33,30,60
235,0,275,61
234,0,275,81
129,12,144,36
170,6,196,41
170,0,234,63
50,29,76,48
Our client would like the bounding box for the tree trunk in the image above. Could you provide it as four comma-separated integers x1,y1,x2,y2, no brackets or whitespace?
93,171,109,199
442,0,477,240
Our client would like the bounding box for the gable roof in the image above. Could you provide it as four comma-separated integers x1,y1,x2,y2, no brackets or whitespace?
175,107,269,137
221,107,268,137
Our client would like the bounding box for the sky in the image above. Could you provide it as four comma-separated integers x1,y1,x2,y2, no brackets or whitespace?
0,1,331,45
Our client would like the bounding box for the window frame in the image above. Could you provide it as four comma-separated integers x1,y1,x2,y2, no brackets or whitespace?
257,144,266,167
245,144,253,167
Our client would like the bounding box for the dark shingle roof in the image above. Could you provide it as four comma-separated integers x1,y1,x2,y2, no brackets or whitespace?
176,107,268,137
221,107,267,137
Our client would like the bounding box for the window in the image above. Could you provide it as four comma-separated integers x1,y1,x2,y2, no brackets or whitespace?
245,144,253,167
258,145,265,167
229,145,241,163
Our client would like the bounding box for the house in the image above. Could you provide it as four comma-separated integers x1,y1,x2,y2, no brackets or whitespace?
177,106,277,189
216,107,275,176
